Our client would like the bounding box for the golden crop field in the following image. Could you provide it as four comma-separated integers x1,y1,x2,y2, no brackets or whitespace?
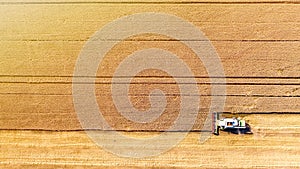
0,0,299,168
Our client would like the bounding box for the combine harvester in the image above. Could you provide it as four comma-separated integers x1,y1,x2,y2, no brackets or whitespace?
212,112,251,135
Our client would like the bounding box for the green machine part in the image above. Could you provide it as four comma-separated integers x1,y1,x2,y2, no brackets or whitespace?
239,120,246,127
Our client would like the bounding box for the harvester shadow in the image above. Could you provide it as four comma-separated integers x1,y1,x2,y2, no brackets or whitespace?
223,123,253,135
